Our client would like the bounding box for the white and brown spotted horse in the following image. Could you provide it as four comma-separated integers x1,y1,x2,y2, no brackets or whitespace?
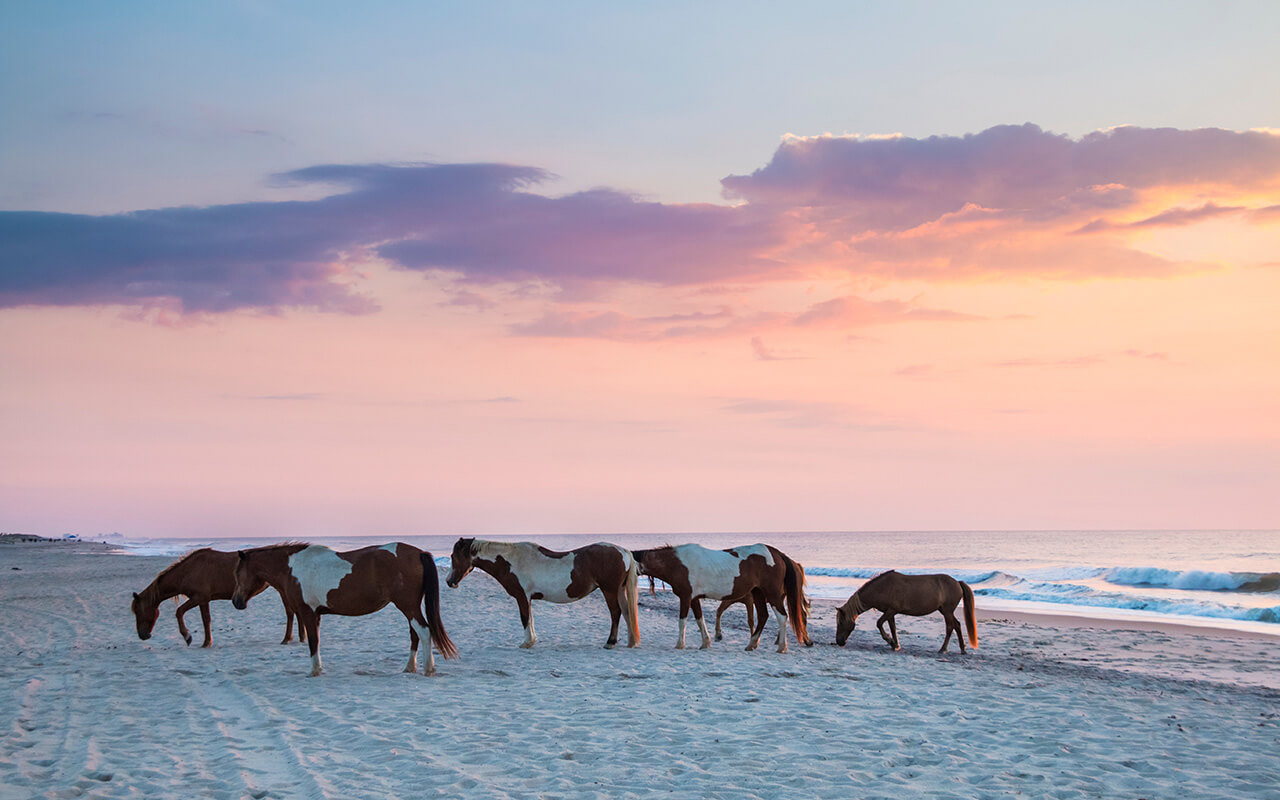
445,539,640,649
713,559,814,646
232,542,457,677
633,543,810,653
131,548,301,648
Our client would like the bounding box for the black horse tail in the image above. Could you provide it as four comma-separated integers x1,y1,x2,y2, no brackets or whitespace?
421,552,457,659
781,551,811,647
960,580,978,649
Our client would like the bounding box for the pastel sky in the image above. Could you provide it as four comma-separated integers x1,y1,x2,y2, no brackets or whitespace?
2,2,1278,538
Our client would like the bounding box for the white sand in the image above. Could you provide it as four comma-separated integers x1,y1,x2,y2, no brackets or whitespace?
2,543,1279,799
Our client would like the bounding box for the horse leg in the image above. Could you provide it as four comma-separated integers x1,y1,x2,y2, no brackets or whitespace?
516,593,537,648
411,618,435,675
876,613,893,646
405,624,421,673
713,600,727,641
943,608,964,653
676,595,691,649
199,602,213,648
292,607,322,676
175,597,199,646
281,599,295,644
771,598,789,654
692,599,711,649
603,588,622,650
888,615,900,651
746,591,767,651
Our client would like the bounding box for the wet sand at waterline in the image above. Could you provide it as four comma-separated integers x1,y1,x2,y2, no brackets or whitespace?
2,542,1278,799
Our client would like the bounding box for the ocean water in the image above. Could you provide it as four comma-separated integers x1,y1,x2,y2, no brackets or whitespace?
95,529,1280,636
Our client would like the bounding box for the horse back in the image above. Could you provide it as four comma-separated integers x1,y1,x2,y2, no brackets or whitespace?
861,572,963,616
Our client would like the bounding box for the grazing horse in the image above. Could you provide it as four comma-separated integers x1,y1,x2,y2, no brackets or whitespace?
633,544,809,653
232,542,456,677
445,539,640,649
834,570,978,653
131,548,300,648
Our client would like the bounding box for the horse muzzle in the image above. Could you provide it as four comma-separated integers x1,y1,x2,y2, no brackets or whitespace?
139,631,151,641
231,596,247,610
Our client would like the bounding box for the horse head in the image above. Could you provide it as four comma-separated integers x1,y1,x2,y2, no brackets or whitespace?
445,538,477,588
834,598,860,646
130,590,160,640
231,550,259,610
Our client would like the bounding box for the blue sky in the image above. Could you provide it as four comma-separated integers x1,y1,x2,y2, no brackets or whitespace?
4,1,1279,213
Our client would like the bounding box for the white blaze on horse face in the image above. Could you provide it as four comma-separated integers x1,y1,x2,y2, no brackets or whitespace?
676,544,743,600
289,546,355,610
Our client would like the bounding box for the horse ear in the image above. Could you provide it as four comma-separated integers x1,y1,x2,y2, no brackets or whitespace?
237,550,247,561
132,591,139,599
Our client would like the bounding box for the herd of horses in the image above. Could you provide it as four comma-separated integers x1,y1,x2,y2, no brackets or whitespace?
130,539,978,677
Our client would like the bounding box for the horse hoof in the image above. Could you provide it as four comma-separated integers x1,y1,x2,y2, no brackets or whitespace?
627,641,639,648
714,633,723,642
674,643,686,650
519,641,535,649
603,642,617,650
183,635,192,646
201,643,212,649
423,666,436,677
700,642,711,650
309,669,322,677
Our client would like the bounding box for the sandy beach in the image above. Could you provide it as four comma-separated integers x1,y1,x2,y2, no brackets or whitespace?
2,542,1278,800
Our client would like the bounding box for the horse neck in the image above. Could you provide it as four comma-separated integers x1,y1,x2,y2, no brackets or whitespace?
143,575,179,606
845,592,867,616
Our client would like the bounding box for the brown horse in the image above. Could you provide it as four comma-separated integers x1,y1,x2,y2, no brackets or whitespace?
834,570,978,653
232,542,456,677
633,543,809,653
445,538,640,649
131,548,300,648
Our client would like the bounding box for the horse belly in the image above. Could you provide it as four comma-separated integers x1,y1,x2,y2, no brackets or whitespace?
515,554,577,604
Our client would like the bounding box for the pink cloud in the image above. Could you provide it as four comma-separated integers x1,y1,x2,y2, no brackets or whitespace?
4,125,1278,315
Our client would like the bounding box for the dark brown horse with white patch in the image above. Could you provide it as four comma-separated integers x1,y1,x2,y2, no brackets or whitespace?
131,548,300,648
633,543,809,653
231,542,456,676
834,570,977,653
445,539,640,649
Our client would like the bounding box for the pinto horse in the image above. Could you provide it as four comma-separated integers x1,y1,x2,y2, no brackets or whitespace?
714,583,813,645
834,570,977,653
232,542,456,677
633,543,809,653
445,539,640,649
131,548,300,648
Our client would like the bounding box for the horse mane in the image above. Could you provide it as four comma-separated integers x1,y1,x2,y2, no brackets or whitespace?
858,569,898,592
241,540,311,554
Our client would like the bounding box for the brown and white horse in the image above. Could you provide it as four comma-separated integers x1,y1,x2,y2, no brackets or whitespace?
834,570,977,653
131,548,300,648
633,543,809,653
445,539,640,649
232,542,457,676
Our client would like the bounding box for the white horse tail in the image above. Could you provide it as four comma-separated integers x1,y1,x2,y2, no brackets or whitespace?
622,551,641,646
